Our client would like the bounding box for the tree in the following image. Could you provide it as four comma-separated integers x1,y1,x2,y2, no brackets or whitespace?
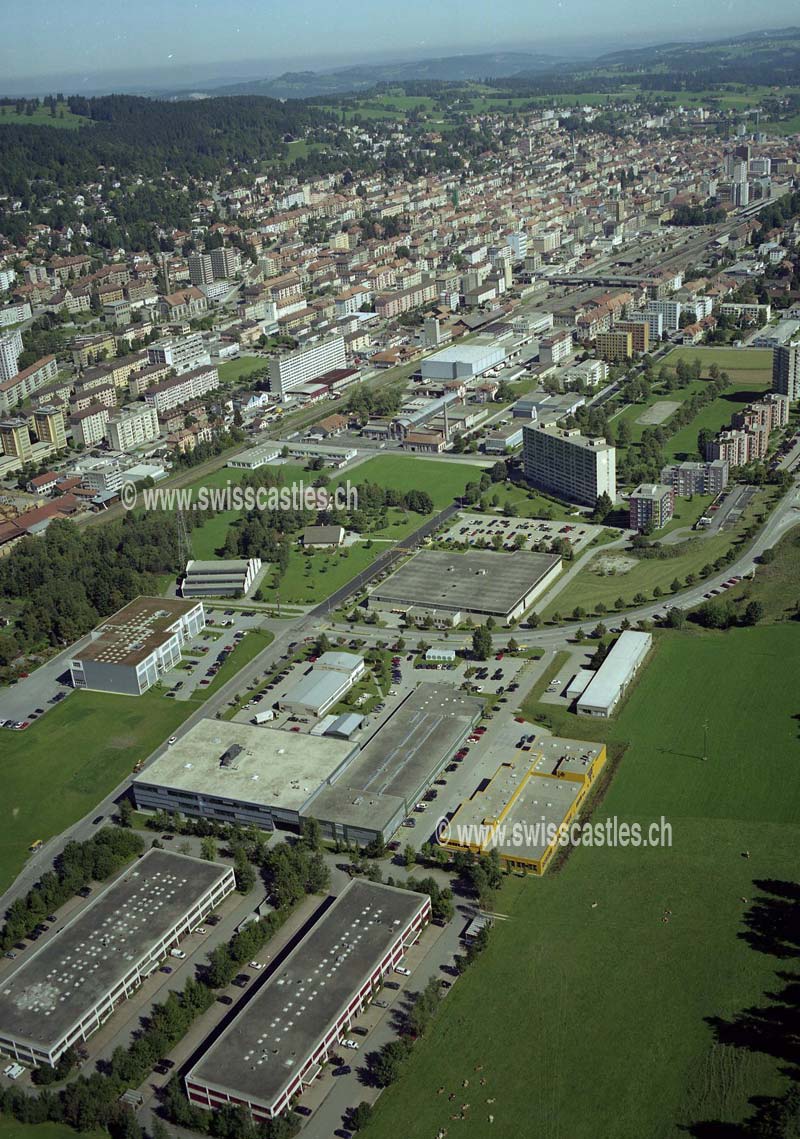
743,600,764,626
697,428,714,458
592,491,613,522
471,624,492,660
760,547,775,564
348,1102,374,1131
118,798,133,828
667,607,685,628
368,1039,411,1087
404,844,417,869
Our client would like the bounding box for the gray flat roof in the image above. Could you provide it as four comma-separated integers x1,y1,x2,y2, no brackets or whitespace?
316,651,362,673
134,720,357,814
578,631,652,712
185,560,253,575
0,850,229,1051
281,669,349,711
188,881,426,1108
371,549,560,617
308,684,482,833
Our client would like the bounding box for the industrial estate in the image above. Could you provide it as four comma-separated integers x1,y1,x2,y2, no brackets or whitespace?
1,11,800,1139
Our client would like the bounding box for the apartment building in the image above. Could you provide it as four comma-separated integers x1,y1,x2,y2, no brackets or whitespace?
615,319,650,354
0,419,33,462
147,333,211,375
539,329,574,365
596,330,633,362
628,483,675,531
70,404,111,448
106,405,160,452
0,330,23,381
647,298,682,332
772,340,800,401
0,356,59,414
523,423,616,507
660,459,729,497
31,406,67,451
267,337,347,400
143,365,220,414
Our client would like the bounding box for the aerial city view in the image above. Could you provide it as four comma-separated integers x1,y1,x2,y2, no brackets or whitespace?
1,1,800,1136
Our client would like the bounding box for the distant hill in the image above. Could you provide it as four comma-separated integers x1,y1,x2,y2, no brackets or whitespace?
511,25,800,86
189,51,564,100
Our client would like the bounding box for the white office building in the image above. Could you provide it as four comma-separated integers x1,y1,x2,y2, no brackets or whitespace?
577,631,652,717
0,329,23,382
147,333,211,375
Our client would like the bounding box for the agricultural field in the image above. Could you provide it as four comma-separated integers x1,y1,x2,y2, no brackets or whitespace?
363,623,800,1139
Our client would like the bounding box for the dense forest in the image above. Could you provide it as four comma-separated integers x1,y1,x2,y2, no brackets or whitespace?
0,94,332,197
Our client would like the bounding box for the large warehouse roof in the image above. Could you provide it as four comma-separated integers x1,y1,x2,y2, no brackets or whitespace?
307,684,482,835
133,721,357,814
187,881,426,1109
0,851,230,1052
370,549,561,618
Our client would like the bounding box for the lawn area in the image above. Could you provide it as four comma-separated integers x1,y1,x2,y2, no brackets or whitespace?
0,1124,102,1139
663,386,769,462
475,480,585,522
332,455,479,514
0,103,88,129
660,346,773,381
256,542,382,605
0,629,272,893
719,523,800,622
0,689,187,893
363,624,800,1139
539,487,773,619
216,356,267,384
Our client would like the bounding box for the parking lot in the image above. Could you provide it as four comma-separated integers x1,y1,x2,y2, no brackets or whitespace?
438,511,602,556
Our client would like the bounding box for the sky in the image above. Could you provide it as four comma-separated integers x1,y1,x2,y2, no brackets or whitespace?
2,0,799,91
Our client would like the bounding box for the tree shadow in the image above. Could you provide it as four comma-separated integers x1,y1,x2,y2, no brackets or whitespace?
682,881,800,1136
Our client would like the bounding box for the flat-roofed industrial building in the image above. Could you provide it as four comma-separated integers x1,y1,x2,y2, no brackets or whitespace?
440,737,607,874
69,596,205,696
369,549,561,623
181,558,262,597
307,684,483,844
577,631,652,717
0,850,235,1068
185,880,430,1121
278,652,365,718
133,721,359,830
134,685,482,845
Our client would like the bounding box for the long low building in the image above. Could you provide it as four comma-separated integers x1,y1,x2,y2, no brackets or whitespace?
181,558,262,598
69,596,205,696
133,722,358,830
370,549,561,623
441,737,607,874
0,850,235,1067
134,684,482,844
185,880,430,1121
577,630,652,717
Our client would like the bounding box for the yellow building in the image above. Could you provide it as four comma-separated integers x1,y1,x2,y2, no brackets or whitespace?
32,406,67,450
440,737,607,875
596,330,633,362
0,419,33,462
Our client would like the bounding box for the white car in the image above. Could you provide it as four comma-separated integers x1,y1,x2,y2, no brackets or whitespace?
394,965,411,977
194,927,207,935
249,960,263,970
342,1039,360,1050
4,1063,24,1079
167,736,177,745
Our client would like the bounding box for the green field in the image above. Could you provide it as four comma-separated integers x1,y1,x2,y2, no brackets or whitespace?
0,630,272,893
540,487,772,619
0,1124,101,1139
216,355,267,384
331,455,480,514
364,624,800,1139
0,103,88,129
660,346,773,379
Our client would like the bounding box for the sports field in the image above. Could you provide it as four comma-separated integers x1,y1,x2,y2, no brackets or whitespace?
363,624,800,1139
